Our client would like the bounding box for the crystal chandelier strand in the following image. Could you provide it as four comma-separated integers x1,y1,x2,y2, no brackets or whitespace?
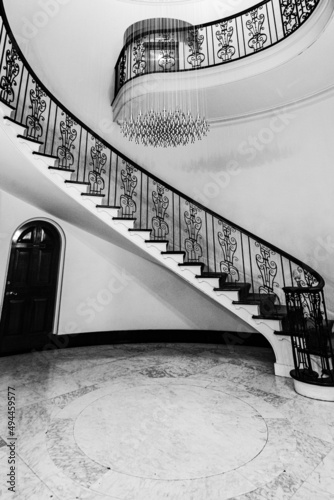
120,108,209,148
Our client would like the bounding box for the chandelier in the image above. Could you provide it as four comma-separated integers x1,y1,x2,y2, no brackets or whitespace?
116,17,210,148
120,109,209,148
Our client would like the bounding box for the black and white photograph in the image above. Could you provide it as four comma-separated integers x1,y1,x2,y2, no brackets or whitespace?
0,0,333,498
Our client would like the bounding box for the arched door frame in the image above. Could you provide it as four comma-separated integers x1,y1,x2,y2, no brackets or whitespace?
0,217,66,336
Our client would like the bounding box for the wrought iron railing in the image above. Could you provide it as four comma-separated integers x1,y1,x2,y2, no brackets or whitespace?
285,283,334,385
0,1,332,385
114,0,320,99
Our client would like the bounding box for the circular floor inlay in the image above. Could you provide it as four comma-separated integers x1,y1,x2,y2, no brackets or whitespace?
74,384,267,480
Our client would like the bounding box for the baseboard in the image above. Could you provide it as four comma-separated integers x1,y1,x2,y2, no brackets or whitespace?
0,330,271,357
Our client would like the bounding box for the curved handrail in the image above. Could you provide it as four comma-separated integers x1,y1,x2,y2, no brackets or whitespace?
0,0,325,306
113,0,320,99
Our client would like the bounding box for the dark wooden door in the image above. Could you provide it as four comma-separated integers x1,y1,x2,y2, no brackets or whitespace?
0,221,61,353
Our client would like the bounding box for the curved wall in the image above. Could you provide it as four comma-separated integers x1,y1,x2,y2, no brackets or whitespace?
3,0,334,317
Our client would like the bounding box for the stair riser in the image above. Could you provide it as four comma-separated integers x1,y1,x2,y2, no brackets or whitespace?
49,169,73,181
129,230,152,241
196,277,221,288
145,241,168,252
112,219,135,230
16,136,42,153
179,265,203,276
161,253,185,264
2,117,27,137
234,304,260,316
65,183,89,194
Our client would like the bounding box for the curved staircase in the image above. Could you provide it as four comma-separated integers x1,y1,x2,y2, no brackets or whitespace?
0,0,333,399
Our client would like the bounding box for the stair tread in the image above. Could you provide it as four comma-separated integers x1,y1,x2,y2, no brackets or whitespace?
253,314,284,320
48,166,75,172
196,272,227,278
215,282,250,289
129,228,151,232
161,251,185,255
32,151,58,160
245,293,277,302
113,217,136,220
145,239,168,243
96,205,121,209
82,193,105,197
65,180,89,185
179,262,204,267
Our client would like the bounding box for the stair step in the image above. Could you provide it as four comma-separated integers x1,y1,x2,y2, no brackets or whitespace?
242,293,277,303
48,166,75,173
17,134,44,145
111,217,136,229
114,217,136,220
274,330,295,337
65,180,89,186
179,262,205,268
128,228,152,241
145,239,168,244
3,116,28,134
196,272,228,288
145,240,169,252
96,205,121,217
178,262,205,276
253,313,286,320
160,251,185,264
1,101,16,111
81,193,105,197
97,205,121,210
162,251,186,256
197,272,227,279
32,151,58,161
214,283,251,300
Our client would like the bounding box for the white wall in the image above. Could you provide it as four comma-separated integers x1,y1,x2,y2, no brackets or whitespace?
0,189,254,335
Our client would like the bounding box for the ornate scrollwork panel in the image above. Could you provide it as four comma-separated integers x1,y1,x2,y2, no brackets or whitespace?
133,37,147,76
57,114,77,169
184,203,202,262
217,222,239,281
255,243,279,294
120,162,138,217
152,183,169,240
245,8,268,52
89,138,107,195
187,28,205,68
26,82,46,140
0,46,20,103
216,21,235,62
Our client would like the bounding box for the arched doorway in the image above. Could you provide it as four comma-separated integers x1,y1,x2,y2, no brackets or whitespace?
0,220,62,354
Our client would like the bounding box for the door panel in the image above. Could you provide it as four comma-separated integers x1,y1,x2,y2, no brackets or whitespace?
0,221,61,353
12,248,31,284
2,298,26,336
29,297,50,334
34,250,53,285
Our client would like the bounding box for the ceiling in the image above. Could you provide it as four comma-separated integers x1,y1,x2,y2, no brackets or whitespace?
4,0,334,127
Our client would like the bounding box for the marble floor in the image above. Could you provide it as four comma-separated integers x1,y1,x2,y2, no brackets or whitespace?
0,343,334,500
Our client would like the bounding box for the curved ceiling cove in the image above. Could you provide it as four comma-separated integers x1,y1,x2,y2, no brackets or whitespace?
112,0,334,124
3,0,334,128
114,0,321,99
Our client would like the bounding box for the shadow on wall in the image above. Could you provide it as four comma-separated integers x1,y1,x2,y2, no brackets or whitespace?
63,225,257,335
